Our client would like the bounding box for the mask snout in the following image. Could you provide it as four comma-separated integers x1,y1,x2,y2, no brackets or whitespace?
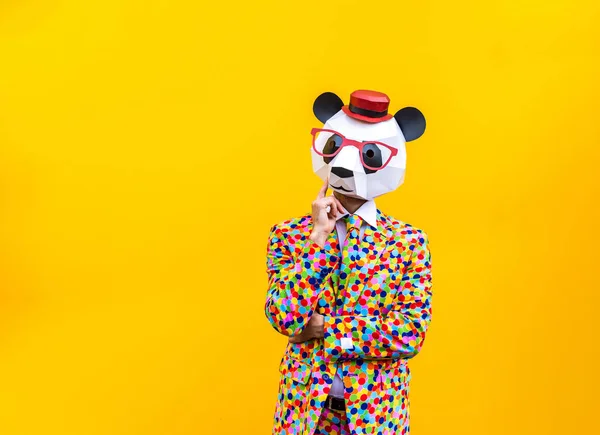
330,166,353,178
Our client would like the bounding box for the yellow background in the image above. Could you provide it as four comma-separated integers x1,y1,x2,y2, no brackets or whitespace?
1,1,599,434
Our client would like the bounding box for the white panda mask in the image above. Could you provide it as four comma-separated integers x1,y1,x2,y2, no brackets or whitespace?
310,91,426,200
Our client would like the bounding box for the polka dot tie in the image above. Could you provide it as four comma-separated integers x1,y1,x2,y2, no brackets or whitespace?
334,214,362,306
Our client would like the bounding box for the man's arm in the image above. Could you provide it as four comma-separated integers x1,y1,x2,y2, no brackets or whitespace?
264,224,338,337
321,229,433,362
264,178,344,337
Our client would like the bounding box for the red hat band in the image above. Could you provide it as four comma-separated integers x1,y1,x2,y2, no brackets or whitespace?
341,90,394,123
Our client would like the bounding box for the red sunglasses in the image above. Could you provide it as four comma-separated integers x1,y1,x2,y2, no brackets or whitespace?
311,128,398,171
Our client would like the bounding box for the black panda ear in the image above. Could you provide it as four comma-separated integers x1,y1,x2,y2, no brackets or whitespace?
313,92,344,123
394,107,426,142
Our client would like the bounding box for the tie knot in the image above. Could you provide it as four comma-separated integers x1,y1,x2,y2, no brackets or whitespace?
344,214,362,231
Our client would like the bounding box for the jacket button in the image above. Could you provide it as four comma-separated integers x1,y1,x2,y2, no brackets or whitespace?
323,373,331,382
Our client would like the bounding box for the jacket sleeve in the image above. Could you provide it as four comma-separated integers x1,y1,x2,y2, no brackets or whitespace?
322,229,433,362
264,224,340,337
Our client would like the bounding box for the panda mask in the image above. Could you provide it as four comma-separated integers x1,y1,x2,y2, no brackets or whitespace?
310,90,426,200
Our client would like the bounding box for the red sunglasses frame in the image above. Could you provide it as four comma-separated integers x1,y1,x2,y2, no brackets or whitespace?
310,128,398,171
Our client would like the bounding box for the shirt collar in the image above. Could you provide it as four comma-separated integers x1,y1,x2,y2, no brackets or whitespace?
336,199,378,230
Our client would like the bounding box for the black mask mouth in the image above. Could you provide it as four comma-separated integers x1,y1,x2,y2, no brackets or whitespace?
330,184,352,192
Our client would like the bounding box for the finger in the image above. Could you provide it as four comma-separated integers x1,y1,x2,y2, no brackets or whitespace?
327,204,336,219
315,195,335,209
333,196,345,216
288,331,304,343
320,195,342,217
316,177,329,200
319,196,338,218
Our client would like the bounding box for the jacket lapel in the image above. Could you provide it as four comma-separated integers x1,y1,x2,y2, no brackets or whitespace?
316,225,340,316
343,209,392,315
326,229,340,286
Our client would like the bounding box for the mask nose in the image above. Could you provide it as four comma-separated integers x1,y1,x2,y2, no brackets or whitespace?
331,166,354,178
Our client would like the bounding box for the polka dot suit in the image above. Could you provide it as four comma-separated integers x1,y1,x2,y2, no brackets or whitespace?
265,209,433,435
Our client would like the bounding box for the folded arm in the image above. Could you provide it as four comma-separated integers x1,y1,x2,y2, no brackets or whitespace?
264,224,339,337
322,229,433,362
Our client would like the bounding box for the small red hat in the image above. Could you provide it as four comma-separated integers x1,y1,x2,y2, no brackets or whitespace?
341,90,394,123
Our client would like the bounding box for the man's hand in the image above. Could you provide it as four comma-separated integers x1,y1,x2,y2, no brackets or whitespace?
309,178,344,247
288,313,324,343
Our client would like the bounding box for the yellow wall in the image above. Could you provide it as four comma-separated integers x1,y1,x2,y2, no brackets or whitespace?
1,1,599,434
